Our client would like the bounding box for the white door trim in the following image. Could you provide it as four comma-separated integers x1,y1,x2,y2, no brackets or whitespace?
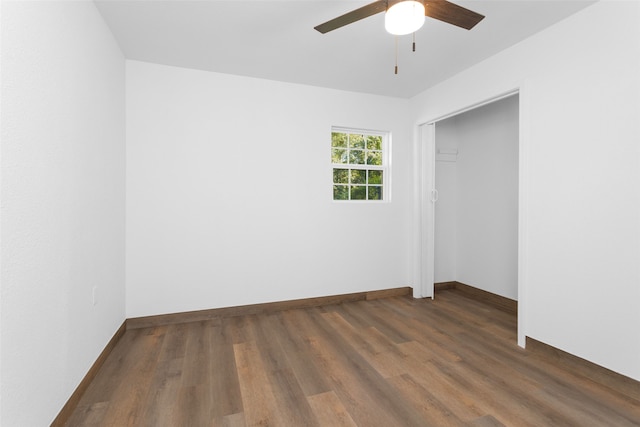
411,123,436,299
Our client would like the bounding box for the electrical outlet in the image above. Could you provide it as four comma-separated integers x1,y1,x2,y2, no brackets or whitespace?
92,286,98,306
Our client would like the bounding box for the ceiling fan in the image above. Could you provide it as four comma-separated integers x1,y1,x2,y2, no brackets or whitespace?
314,0,484,74
314,0,485,35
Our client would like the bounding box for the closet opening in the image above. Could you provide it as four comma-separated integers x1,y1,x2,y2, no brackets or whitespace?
415,90,527,346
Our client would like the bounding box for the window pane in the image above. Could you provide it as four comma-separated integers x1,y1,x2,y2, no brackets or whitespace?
349,150,365,164
331,148,347,164
331,128,387,202
351,186,366,200
368,186,382,200
367,135,382,150
367,151,382,165
333,185,348,200
333,169,349,184
350,169,366,184
331,132,347,148
368,170,383,185
349,134,365,149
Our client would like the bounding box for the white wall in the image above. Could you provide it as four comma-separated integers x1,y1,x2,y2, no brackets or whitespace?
1,1,126,425
411,0,640,381
0,1,4,420
126,61,413,318
434,96,519,299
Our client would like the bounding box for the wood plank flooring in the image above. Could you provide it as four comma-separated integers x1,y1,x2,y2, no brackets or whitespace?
65,290,640,426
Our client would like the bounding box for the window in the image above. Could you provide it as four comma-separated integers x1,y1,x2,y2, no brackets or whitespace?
331,128,389,201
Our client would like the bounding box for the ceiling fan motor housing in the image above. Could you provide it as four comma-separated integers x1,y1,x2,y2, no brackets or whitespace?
385,1,426,35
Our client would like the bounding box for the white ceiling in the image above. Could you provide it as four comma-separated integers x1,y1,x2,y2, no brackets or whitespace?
95,0,596,98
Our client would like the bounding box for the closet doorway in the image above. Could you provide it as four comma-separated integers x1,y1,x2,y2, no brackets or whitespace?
416,91,526,345
434,95,519,301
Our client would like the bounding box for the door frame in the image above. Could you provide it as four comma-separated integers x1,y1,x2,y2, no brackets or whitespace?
411,123,436,300
412,85,529,347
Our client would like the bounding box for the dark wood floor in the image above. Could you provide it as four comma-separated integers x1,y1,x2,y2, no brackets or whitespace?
65,290,640,426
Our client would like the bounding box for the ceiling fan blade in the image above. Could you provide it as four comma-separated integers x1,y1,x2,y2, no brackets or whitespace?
315,1,387,34
425,0,485,30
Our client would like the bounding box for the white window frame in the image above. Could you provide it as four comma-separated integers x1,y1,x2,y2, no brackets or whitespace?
331,126,391,202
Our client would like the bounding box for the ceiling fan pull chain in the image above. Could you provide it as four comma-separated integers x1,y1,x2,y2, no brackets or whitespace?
413,32,416,52
395,35,399,74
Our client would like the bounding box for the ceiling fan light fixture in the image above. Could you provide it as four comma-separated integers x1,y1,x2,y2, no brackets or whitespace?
385,1,425,36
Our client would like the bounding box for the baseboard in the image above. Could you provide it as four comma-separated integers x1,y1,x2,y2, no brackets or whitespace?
126,286,413,329
365,287,412,301
434,281,457,291
50,321,127,427
435,281,517,315
526,337,640,402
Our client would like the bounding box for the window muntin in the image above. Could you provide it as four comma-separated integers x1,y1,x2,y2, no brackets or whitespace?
331,129,388,201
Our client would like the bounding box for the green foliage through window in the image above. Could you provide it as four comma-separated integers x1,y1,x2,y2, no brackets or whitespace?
331,129,386,201
331,132,382,166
